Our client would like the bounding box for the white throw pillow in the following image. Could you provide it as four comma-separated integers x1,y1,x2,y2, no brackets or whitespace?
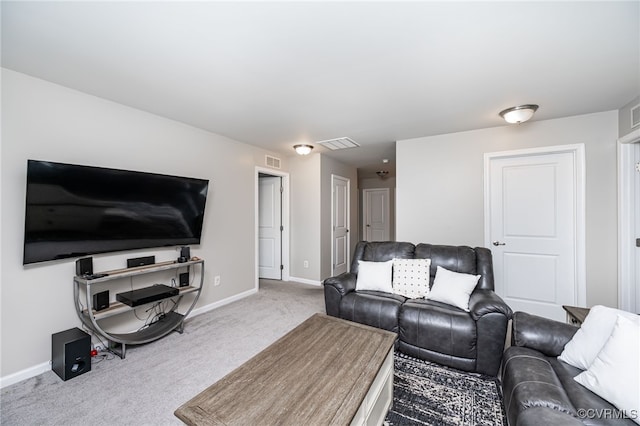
559,305,639,370
355,260,394,293
426,266,480,312
392,258,431,299
574,315,640,424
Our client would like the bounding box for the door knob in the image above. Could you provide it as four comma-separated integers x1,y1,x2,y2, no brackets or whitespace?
492,241,506,246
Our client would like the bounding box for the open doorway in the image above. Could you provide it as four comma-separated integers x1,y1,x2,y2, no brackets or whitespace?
255,167,290,289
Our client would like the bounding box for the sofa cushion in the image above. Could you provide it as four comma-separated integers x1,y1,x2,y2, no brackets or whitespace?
339,291,404,333
351,241,415,274
552,357,630,426
502,346,578,426
399,299,476,360
415,243,477,280
515,407,584,426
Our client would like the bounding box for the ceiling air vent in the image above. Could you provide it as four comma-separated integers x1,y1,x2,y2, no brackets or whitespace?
631,104,640,129
265,155,281,169
317,137,359,151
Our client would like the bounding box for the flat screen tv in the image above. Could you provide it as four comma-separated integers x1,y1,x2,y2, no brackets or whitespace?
23,160,209,265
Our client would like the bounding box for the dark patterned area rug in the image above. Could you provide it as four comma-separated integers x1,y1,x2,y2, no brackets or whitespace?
385,353,507,426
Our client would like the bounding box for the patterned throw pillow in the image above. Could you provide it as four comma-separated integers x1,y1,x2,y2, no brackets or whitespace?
392,258,431,298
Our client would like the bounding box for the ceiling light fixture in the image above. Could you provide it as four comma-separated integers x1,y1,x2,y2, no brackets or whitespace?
293,144,314,155
376,170,389,179
499,104,539,124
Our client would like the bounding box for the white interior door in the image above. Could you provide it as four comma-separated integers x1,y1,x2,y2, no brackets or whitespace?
259,176,282,279
485,146,585,321
634,143,640,312
363,188,390,241
332,175,350,276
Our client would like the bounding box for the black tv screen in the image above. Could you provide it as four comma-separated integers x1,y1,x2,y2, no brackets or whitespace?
23,160,209,265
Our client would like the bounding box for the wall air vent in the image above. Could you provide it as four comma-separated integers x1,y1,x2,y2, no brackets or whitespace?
265,155,281,169
631,104,640,129
317,137,359,151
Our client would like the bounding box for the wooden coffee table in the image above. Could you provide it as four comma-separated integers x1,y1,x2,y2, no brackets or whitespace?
174,313,396,426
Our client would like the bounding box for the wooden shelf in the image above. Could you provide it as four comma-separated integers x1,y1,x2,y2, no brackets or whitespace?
83,286,199,320
75,259,203,284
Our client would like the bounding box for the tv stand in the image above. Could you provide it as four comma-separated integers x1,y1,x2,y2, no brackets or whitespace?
73,259,204,358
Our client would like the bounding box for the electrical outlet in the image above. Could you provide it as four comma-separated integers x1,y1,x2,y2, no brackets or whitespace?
303,260,309,268
214,275,221,286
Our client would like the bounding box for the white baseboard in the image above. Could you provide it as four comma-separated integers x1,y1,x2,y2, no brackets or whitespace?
189,287,258,317
0,288,259,390
288,276,323,287
1,361,51,389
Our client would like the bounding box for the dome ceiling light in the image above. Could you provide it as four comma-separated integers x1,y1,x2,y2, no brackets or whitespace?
293,144,314,155
499,104,539,124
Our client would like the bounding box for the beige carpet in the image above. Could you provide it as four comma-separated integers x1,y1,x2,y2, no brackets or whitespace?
1,280,325,426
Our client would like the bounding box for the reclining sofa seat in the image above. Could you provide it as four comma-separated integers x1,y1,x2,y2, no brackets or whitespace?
323,241,512,377
502,312,637,425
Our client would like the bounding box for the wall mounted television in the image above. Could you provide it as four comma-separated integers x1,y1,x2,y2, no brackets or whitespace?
23,160,209,265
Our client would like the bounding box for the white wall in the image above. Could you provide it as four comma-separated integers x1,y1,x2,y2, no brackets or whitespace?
397,111,618,308
289,154,322,281
1,69,285,380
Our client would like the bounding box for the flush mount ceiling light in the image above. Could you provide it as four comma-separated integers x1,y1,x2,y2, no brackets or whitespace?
376,170,389,178
293,144,314,155
499,104,539,124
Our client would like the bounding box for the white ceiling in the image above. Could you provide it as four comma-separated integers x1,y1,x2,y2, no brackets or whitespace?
2,1,639,177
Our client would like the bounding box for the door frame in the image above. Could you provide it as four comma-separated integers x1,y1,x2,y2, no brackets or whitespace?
618,128,640,313
362,188,390,241
331,174,351,276
483,143,586,307
255,167,290,289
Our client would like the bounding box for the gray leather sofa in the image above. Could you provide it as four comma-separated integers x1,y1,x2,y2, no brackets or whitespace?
502,312,636,425
323,241,512,376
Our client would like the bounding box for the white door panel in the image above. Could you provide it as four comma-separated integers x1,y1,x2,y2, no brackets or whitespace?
363,189,390,242
635,143,640,312
259,176,282,279
487,149,580,321
332,175,350,276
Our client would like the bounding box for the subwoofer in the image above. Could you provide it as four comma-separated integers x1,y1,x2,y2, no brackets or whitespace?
51,328,91,381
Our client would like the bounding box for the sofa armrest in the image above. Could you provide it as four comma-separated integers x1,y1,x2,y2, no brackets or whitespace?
468,289,512,321
323,272,357,295
511,311,579,357
323,273,357,318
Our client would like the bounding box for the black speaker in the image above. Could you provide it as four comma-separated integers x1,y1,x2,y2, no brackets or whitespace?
178,246,190,263
51,328,91,381
93,290,109,311
75,257,93,276
126,255,155,268
179,272,189,287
